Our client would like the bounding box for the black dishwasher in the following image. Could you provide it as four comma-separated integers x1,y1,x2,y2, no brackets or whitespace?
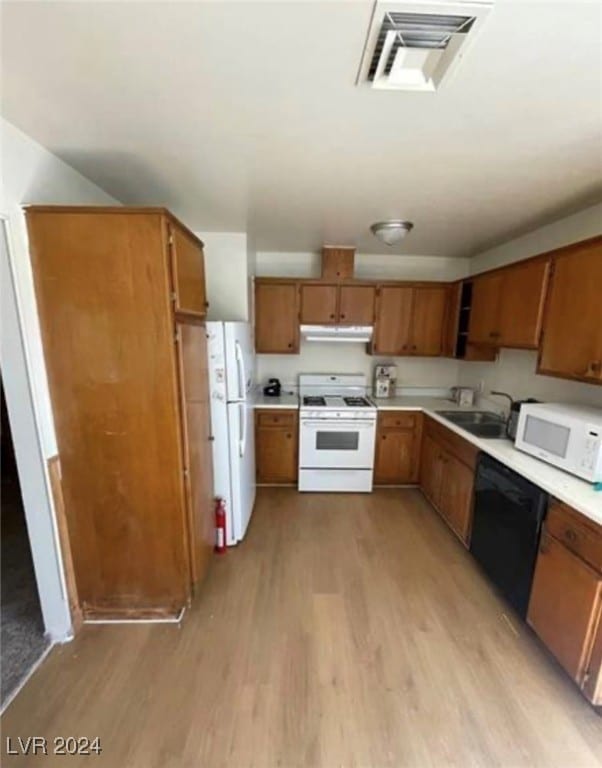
470,454,548,619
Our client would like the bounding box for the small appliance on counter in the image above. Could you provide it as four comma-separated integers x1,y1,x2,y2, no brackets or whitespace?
515,402,602,483
507,398,541,441
450,386,476,407
373,364,397,399
263,378,282,397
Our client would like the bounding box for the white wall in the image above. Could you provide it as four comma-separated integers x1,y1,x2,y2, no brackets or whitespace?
200,231,249,321
461,203,602,410
0,119,119,641
256,251,469,281
461,350,602,411
255,252,467,387
257,344,460,390
469,203,602,274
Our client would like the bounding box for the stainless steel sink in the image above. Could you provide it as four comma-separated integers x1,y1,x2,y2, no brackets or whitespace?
435,410,508,439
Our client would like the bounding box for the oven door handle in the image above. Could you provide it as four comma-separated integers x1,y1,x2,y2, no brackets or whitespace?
301,420,375,429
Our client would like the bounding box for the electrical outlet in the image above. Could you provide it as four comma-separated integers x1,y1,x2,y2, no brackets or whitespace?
477,380,485,395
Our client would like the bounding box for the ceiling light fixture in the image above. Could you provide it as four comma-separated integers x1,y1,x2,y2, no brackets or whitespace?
370,220,414,246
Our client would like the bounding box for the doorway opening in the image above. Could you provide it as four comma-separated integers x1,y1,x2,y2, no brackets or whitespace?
1,375,49,707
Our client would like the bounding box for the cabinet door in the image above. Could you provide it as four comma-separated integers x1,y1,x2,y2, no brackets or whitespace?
373,286,413,355
439,454,474,545
442,283,461,357
300,284,338,324
528,532,602,684
176,322,214,588
255,425,297,484
498,259,550,349
538,240,602,383
411,287,447,356
339,285,375,325
420,435,443,508
468,273,503,345
374,428,415,484
255,282,299,353
170,223,207,317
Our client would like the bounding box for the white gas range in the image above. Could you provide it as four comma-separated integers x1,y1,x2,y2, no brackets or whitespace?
298,374,377,492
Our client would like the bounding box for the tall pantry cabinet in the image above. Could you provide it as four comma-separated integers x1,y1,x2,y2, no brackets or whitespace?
26,207,214,619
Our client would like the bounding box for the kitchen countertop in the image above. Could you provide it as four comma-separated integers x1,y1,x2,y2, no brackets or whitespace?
374,396,601,526
252,392,299,409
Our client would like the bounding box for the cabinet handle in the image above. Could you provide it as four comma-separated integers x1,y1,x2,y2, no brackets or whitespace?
286,433,292,439
564,529,577,543
412,345,417,351
287,342,293,348
402,344,408,351
340,313,346,319
382,435,387,440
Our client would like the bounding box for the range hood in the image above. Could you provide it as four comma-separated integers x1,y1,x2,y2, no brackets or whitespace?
300,325,373,343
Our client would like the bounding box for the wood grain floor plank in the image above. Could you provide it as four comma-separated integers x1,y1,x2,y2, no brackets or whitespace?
2,488,601,767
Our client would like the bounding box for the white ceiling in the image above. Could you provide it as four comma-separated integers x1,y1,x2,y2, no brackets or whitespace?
2,0,601,257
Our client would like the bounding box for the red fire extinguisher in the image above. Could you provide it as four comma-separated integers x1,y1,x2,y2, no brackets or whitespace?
215,498,227,554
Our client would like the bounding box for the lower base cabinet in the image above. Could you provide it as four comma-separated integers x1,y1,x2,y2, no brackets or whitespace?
419,417,476,546
527,500,602,705
255,409,298,484
374,411,423,484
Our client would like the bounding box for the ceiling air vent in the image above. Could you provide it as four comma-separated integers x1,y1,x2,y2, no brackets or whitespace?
357,1,493,92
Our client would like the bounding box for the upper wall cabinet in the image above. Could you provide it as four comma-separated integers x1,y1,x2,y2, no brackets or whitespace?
169,223,208,317
372,285,447,356
255,280,300,354
300,283,376,325
538,238,602,384
468,259,550,349
300,284,338,324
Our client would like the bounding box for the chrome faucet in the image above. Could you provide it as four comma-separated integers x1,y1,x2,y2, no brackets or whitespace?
490,390,514,415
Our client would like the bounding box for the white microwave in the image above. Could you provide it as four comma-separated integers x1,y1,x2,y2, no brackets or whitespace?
515,403,602,483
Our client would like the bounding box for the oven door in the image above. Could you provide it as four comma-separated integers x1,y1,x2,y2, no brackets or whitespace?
300,419,376,469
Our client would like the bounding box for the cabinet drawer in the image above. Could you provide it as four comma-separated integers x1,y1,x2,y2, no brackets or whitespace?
256,410,296,427
379,411,418,430
546,500,602,573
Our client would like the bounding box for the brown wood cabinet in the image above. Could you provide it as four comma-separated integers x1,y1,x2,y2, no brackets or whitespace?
467,272,504,345
538,237,602,384
373,285,446,356
468,260,550,349
443,282,497,362
372,285,413,355
338,285,376,324
26,206,213,619
419,417,477,546
374,411,422,484
411,287,448,355
528,500,602,704
300,283,338,324
300,283,375,325
170,222,208,317
321,247,355,279
255,409,298,484
255,280,300,353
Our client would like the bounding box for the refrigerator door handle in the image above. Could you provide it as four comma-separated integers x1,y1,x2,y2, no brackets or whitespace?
235,340,246,401
239,402,246,458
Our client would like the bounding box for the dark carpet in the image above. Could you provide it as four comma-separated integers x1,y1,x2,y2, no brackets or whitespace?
1,476,49,707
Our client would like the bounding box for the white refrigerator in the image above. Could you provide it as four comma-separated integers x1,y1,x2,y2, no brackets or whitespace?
206,322,256,545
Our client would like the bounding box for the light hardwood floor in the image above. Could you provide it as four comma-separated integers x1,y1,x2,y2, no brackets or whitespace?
2,488,602,767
